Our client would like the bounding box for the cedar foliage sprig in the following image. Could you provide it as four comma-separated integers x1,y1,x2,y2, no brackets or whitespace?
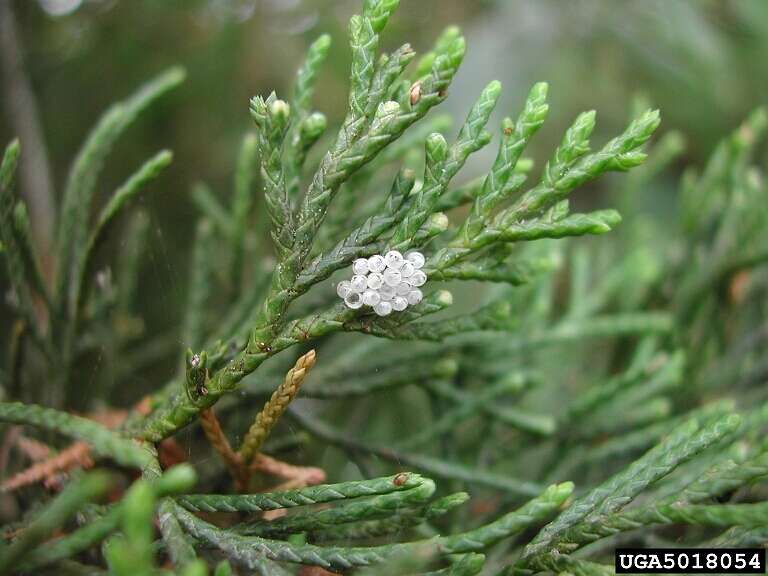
2,0,768,573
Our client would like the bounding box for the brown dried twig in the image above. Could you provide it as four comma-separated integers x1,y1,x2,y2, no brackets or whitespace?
195,350,323,491
2,442,92,492
251,452,325,487
198,408,248,488
0,407,130,492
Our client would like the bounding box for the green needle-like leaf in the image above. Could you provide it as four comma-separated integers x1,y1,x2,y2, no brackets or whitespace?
0,471,111,575
0,402,153,469
55,67,185,326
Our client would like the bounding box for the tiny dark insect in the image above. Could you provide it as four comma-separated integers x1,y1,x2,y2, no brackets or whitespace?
187,376,209,402
393,472,409,486
256,341,273,353
409,82,422,106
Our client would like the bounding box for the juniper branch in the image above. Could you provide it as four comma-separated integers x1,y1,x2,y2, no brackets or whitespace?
234,478,436,537
0,471,111,575
11,200,50,306
249,94,292,257
76,150,173,314
390,79,501,247
522,414,741,563
19,465,196,571
561,501,768,551
173,482,570,570
501,108,659,225
176,473,427,513
456,82,548,245
249,28,465,347
0,402,153,469
312,492,470,543
286,34,331,200
54,67,184,330
1,142,37,331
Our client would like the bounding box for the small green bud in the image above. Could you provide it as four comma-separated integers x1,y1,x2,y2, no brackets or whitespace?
447,36,466,64
433,357,459,378
515,157,534,172
529,81,548,101
313,33,331,52
269,99,290,120
547,111,595,182
13,201,29,227
300,112,327,144
435,289,453,307
553,481,575,501
477,130,493,148
269,99,291,138
156,463,197,495
426,211,449,233
425,132,448,162
485,79,502,97
609,151,648,171
620,108,660,151
365,0,400,34
0,139,20,190
427,492,470,518
419,478,437,499
573,110,597,141
434,25,461,55
589,210,621,233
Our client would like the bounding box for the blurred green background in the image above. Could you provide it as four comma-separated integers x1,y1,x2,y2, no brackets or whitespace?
2,0,767,358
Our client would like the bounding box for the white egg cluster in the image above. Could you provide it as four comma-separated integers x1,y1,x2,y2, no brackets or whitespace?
336,250,427,316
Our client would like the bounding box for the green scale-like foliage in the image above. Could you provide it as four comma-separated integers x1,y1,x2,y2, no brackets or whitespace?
2,0,768,574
